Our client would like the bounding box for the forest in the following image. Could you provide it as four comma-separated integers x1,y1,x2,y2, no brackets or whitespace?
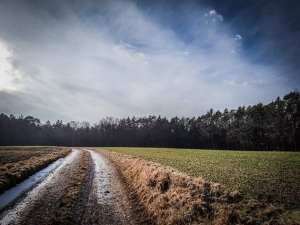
0,91,299,151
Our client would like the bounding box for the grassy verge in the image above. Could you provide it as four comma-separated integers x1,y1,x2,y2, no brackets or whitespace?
99,147,300,209
98,149,287,225
47,150,90,225
0,147,71,193
97,147,300,224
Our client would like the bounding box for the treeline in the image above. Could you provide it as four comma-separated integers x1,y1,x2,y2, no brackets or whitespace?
0,91,299,151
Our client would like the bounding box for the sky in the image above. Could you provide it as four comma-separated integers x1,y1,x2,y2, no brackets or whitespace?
0,0,299,124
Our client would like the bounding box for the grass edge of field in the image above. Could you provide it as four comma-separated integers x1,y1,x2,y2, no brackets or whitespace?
95,147,300,224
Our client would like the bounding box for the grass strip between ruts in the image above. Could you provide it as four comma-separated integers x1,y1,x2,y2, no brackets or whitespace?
46,150,90,225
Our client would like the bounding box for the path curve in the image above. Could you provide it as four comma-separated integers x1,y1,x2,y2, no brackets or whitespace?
0,149,140,225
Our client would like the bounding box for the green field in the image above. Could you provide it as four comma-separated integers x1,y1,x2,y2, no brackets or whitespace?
99,147,300,210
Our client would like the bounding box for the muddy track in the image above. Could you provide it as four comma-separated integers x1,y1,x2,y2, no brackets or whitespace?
0,149,142,225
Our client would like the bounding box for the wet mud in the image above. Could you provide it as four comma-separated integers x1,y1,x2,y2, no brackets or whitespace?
0,149,140,225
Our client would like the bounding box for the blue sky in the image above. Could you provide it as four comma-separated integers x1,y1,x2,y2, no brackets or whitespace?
0,0,299,123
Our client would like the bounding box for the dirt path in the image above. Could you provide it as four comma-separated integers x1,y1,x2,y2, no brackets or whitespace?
0,149,141,225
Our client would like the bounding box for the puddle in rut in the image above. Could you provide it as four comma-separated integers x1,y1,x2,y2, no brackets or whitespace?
0,158,62,211
0,149,80,225
87,150,112,205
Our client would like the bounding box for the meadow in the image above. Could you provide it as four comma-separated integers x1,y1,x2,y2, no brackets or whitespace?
100,147,300,211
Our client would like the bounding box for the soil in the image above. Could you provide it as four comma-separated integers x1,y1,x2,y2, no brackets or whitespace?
0,149,145,225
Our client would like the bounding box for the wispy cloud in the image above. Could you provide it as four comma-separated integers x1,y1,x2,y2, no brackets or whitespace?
0,0,294,123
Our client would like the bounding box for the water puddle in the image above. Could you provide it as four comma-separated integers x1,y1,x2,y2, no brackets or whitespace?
0,149,80,225
0,159,62,211
87,150,112,205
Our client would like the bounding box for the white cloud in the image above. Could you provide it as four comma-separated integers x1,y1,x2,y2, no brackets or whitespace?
0,41,24,91
234,34,243,41
0,0,290,122
141,61,149,66
205,9,223,22
0,42,14,91
223,79,248,88
223,79,237,86
209,10,217,16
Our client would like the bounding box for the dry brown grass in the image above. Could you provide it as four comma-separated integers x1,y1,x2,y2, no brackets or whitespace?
0,147,71,194
99,149,290,225
47,150,90,225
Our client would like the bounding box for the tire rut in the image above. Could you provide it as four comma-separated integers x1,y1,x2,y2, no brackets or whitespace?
0,149,141,225
0,149,82,225
83,149,137,225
